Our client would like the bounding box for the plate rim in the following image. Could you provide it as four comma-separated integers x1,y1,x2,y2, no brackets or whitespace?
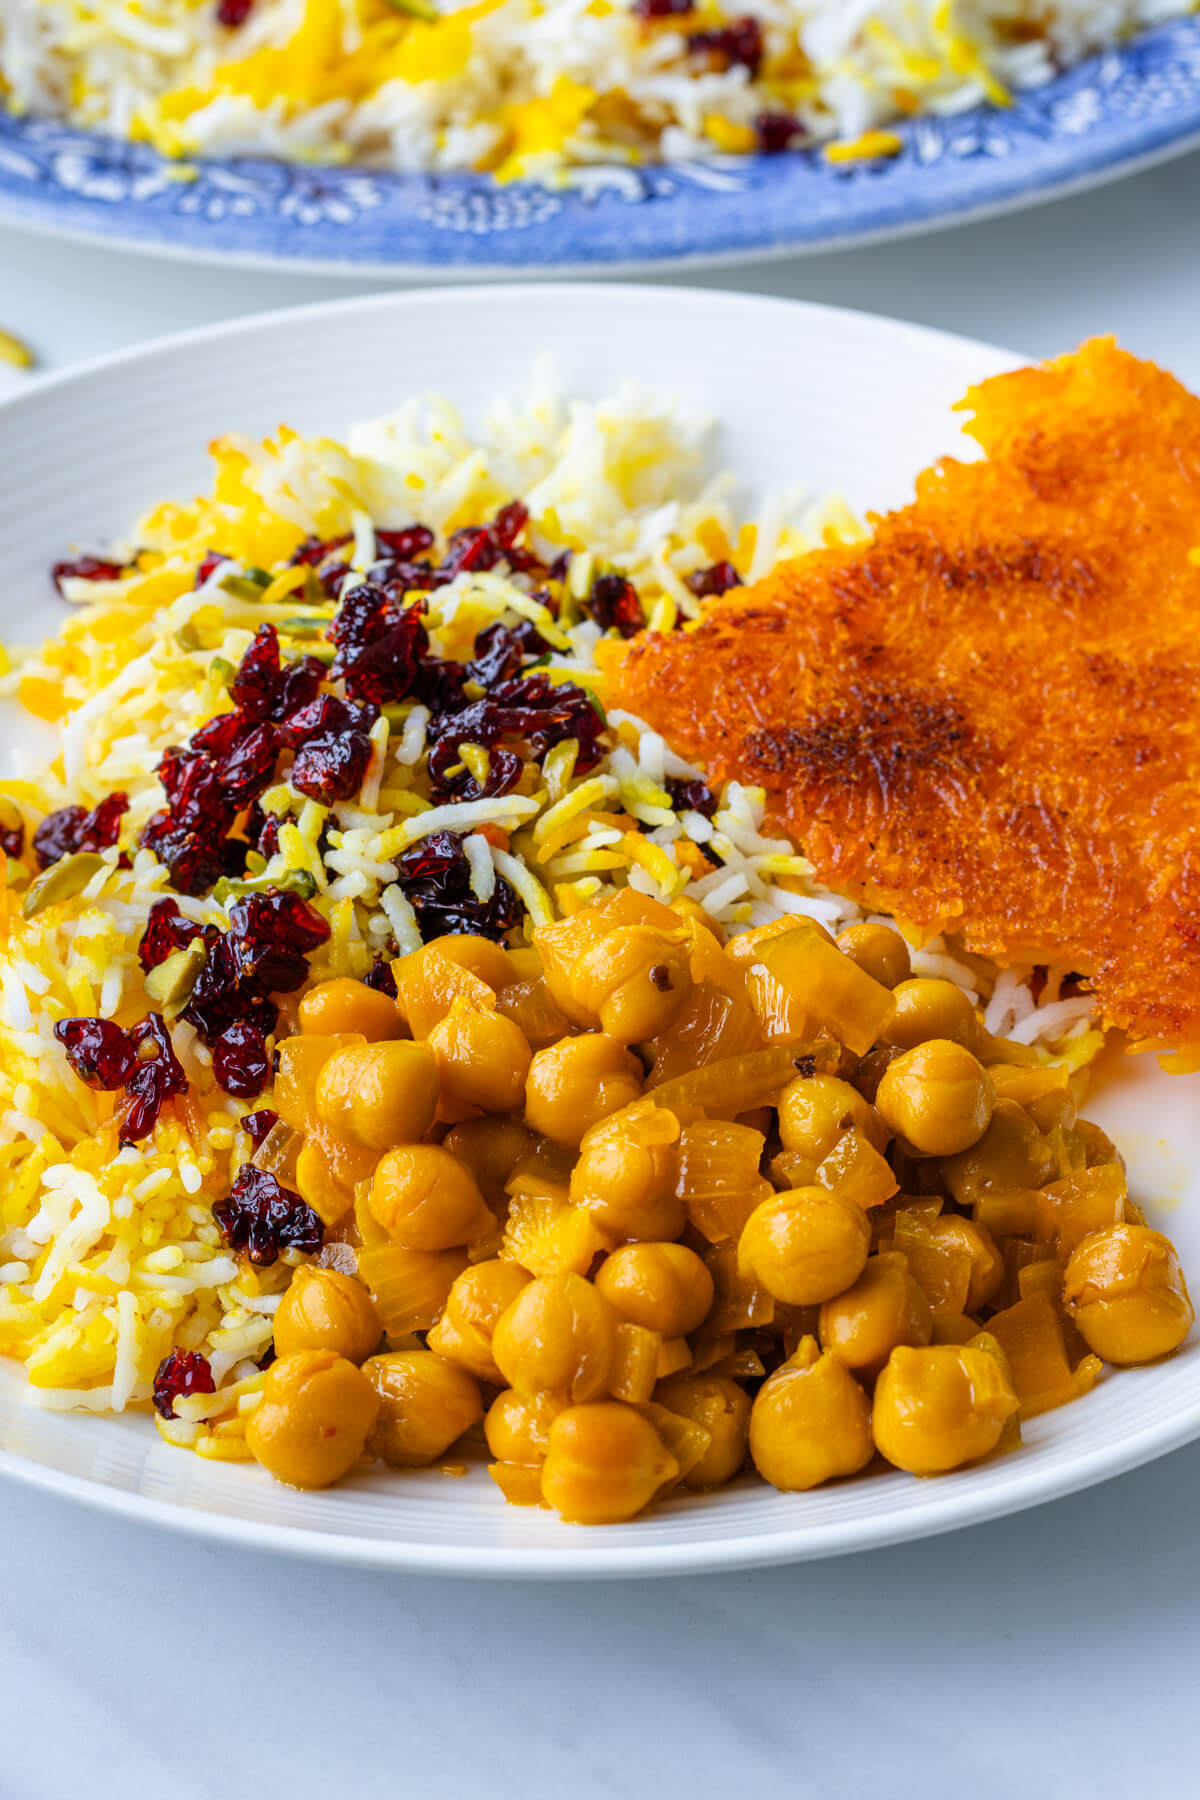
1,17,1199,275
1,282,1197,1577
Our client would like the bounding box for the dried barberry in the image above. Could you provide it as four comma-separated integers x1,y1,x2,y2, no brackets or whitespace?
667,776,719,818
278,693,377,748
53,1017,138,1089
51,556,125,596
427,737,523,803
375,525,435,560
755,111,803,153
227,889,331,994
240,1106,280,1148
213,1019,271,1098
289,533,351,568
231,623,285,722
363,958,398,997
153,1348,216,1419
466,620,547,688
588,573,644,638
137,898,207,973
290,731,374,804
194,550,230,588
686,561,743,598
121,1014,188,1144
140,810,225,897
338,600,430,705
441,526,502,579
213,1165,324,1266
396,829,523,942
632,0,694,15
687,14,763,72
33,792,129,869
0,816,23,861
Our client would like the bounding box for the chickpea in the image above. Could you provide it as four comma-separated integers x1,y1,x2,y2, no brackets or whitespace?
246,1350,379,1489
484,1388,563,1464
595,1243,715,1338
273,1265,382,1364
566,926,694,1043
299,976,407,1042
737,1186,870,1306
872,1341,1019,1475
882,979,980,1051
542,1402,678,1524
655,1374,751,1489
940,1098,1056,1204
492,1271,617,1403
426,932,516,990
369,1145,493,1250
315,1040,440,1152
876,1040,995,1157
837,923,911,990
749,1336,873,1491
442,1115,536,1210
926,1215,1004,1311
524,1034,643,1148
818,1254,933,1373
363,1349,484,1467
569,1104,685,1243
777,1074,886,1163
427,1260,532,1383
428,1003,531,1116
1063,1224,1194,1365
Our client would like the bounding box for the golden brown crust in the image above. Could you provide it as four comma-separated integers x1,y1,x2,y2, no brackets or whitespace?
611,339,1200,1050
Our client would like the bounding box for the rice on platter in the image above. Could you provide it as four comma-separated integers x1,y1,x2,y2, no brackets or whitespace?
0,366,1163,1517
1,1,1193,181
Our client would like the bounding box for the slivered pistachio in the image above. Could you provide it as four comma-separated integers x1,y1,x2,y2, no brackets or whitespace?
383,0,439,17
382,704,411,729
145,940,207,1018
303,567,325,607
276,616,330,639
176,621,203,652
210,656,236,686
213,869,317,903
21,852,107,917
219,568,272,603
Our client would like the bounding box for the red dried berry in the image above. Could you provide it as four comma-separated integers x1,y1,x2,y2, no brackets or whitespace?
213,1165,324,1266
138,898,209,973
686,561,743,598
139,810,225,897
633,0,694,15
688,14,763,72
194,550,230,588
153,1348,216,1419
441,526,502,578
427,736,523,803
289,731,374,804
51,556,125,596
121,1014,188,1144
375,525,435,560
231,623,284,722
666,776,719,818
213,1020,271,1098
396,829,523,942
216,0,254,25
492,501,529,550
0,816,23,861
588,573,644,638
363,958,398,997
33,792,129,868
240,1107,280,1148
53,1017,138,1089
278,693,377,749
755,111,803,153
289,533,352,568
466,620,547,688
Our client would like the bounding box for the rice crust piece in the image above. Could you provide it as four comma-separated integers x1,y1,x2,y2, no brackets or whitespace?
608,338,1200,1055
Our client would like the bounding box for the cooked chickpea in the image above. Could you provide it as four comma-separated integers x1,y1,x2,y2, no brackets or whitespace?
926,1215,1004,1311
246,1350,379,1489
427,1260,532,1382
484,1388,563,1464
737,1186,870,1306
299,976,407,1042
872,1341,1019,1475
541,1401,678,1523
273,1265,382,1364
426,933,516,990
368,1145,493,1250
492,1271,618,1403
428,1003,532,1115
524,1033,643,1148
442,1115,536,1209
837,923,911,990
876,1040,995,1156
940,1098,1056,1203
569,1104,685,1243
1063,1224,1194,1364
777,1074,885,1162
882,978,980,1051
566,925,694,1043
595,1242,715,1337
818,1254,933,1373
749,1337,873,1491
315,1040,440,1152
655,1374,751,1489
363,1349,484,1467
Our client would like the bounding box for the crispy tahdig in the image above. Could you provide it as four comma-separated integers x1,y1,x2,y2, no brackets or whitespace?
608,340,1200,1053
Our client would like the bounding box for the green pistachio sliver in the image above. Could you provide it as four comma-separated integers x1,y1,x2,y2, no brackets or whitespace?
284,641,335,666
303,567,326,607
213,869,317,904
276,616,330,640
383,0,439,18
210,656,236,686
176,621,203,652
382,704,410,729
145,940,207,1018
586,688,608,727
21,852,108,918
219,568,272,603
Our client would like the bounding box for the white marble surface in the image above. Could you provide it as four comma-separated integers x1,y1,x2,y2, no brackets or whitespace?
2,151,1200,1800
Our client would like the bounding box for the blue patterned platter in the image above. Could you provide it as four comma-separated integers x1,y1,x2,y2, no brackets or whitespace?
1,16,1199,274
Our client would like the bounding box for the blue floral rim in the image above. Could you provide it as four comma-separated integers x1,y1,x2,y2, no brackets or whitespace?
1,17,1199,272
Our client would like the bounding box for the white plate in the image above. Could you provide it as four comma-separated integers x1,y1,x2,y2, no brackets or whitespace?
1,286,1196,1578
